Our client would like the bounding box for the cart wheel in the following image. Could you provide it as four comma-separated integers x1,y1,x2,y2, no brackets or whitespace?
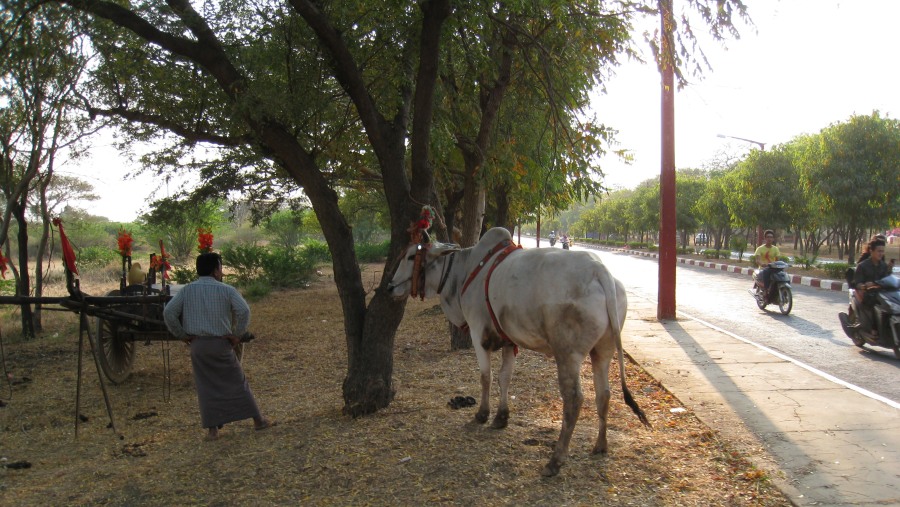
95,290,136,384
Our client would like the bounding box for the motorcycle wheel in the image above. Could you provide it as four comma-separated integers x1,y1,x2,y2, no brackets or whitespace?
754,287,767,310
847,306,866,348
777,285,792,315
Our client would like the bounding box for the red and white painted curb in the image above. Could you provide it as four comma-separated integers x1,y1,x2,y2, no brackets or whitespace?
578,243,849,292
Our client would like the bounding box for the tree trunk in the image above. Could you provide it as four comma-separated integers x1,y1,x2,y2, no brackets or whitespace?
33,176,53,333
459,169,486,247
494,183,513,233
13,202,34,339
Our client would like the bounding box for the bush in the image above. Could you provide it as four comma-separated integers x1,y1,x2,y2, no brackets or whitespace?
788,255,816,269
221,243,267,284
730,236,748,261
303,239,331,263
76,246,119,270
821,262,851,280
241,279,272,302
170,265,196,285
701,249,724,259
356,240,390,263
0,279,15,296
262,246,315,288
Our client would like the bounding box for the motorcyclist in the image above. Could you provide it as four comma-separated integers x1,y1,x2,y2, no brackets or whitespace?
561,233,570,249
852,237,891,337
549,230,557,246
753,230,780,292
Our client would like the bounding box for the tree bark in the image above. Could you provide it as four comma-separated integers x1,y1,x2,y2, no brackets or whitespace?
60,0,452,416
13,201,34,339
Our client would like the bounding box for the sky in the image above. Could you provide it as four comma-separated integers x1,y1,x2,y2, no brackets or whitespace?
60,0,900,222
594,0,900,190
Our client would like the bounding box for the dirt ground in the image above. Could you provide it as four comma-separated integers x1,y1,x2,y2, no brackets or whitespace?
0,264,792,506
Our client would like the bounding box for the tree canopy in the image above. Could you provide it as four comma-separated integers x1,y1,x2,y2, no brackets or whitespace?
11,0,752,414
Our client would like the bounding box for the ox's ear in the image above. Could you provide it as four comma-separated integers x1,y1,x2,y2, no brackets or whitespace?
428,241,460,259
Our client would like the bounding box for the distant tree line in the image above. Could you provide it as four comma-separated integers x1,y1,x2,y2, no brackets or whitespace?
568,112,900,263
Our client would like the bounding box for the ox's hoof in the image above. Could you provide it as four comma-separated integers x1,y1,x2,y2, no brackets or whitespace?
491,409,509,429
541,459,562,477
474,408,489,424
592,441,608,455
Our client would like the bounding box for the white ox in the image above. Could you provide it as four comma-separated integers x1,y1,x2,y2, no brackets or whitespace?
389,227,650,476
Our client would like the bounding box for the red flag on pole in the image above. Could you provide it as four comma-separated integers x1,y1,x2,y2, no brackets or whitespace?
51,217,79,275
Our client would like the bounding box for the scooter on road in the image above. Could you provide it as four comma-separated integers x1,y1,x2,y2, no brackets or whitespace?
748,260,793,315
838,273,900,359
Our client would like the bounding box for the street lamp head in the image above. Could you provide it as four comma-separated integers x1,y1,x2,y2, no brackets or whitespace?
717,133,765,151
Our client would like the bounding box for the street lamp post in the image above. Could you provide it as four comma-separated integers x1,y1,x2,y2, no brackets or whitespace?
717,133,767,245
717,133,765,151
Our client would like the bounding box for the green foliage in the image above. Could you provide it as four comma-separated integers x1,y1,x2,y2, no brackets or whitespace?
792,254,818,270
222,242,317,289
240,279,272,302
701,249,725,259
303,239,331,263
76,246,119,269
796,112,900,260
221,243,267,285
261,247,313,288
140,197,226,260
730,236,748,261
169,265,196,285
355,240,390,263
263,209,305,250
339,190,390,243
0,279,15,295
821,262,852,279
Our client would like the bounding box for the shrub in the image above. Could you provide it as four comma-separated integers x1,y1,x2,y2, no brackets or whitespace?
221,243,267,284
76,246,119,270
0,279,15,295
821,262,851,280
730,236,748,261
303,239,331,263
701,249,723,259
262,246,315,288
170,265,196,285
356,240,390,263
241,279,272,302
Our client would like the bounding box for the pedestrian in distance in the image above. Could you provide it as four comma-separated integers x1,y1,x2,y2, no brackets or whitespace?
163,252,274,441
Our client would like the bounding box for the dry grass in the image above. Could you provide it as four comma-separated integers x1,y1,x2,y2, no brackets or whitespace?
0,264,791,506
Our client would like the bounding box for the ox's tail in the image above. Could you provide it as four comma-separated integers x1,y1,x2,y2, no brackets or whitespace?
599,267,652,429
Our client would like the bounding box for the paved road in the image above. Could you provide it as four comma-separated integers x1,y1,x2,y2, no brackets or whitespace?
523,238,899,405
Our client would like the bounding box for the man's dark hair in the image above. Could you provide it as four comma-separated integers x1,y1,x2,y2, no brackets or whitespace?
196,252,222,277
764,229,775,237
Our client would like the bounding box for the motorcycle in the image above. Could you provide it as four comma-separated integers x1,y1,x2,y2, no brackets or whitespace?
838,273,900,359
748,260,793,315
561,238,570,250
549,235,557,247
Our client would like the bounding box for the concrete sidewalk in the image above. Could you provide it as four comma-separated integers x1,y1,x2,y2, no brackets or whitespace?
622,295,900,506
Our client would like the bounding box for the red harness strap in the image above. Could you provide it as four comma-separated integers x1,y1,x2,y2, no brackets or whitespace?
461,239,515,296
484,242,522,355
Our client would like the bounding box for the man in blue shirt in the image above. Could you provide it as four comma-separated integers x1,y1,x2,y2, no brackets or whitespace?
164,252,273,441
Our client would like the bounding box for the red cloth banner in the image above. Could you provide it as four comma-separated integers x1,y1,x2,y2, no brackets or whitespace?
51,218,78,275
